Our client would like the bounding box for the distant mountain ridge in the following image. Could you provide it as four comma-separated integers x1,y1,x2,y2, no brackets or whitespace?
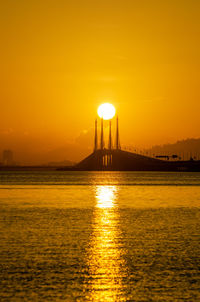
147,138,200,160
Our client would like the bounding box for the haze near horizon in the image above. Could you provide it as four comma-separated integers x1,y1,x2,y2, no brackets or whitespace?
1,0,200,163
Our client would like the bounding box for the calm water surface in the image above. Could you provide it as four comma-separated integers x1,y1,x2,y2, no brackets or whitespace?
0,171,200,301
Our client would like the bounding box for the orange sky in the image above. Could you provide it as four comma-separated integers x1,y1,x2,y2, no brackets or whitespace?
1,0,200,163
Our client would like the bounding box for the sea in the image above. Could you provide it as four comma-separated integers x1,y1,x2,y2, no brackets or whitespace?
0,171,200,301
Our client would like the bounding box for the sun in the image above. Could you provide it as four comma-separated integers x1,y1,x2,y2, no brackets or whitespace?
97,103,116,120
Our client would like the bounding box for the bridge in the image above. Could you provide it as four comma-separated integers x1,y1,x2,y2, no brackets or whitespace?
63,116,200,171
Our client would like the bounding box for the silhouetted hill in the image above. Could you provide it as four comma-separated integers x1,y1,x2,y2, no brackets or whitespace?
147,138,200,160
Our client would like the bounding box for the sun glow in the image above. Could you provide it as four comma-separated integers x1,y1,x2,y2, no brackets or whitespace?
97,103,116,120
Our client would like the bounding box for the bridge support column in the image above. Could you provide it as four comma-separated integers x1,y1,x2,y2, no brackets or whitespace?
100,118,104,150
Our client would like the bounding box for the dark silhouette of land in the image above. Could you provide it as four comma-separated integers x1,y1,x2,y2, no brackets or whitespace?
147,138,200,160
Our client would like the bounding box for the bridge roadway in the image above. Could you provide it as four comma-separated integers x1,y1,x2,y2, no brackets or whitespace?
70,149,200,171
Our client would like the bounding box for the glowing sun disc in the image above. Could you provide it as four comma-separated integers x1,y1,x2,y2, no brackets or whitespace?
97,103,116,120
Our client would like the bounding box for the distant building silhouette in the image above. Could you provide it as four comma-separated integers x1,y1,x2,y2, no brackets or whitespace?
2,150,14,166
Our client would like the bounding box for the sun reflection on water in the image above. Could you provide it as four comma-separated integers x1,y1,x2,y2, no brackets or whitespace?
85,185,127,301
95,186,117,209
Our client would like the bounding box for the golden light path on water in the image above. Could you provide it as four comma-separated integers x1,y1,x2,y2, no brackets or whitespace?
85,185,128,301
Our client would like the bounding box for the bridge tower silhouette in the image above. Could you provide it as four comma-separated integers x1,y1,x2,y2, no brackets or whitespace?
90,115,120,169
75,116,169,171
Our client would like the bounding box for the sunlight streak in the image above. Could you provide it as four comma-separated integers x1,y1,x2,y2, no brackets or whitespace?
85,185,127,301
